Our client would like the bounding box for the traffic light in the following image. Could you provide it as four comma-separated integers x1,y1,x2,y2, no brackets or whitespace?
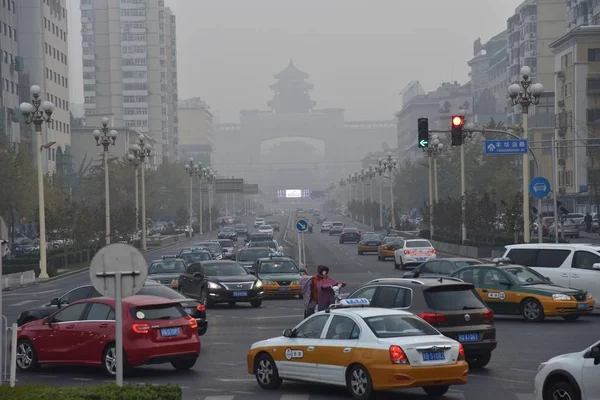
417,118,429,148
451,115,465,146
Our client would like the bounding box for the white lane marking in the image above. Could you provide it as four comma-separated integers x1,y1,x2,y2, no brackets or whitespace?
215,378,255,382
195,388,225,392
204,396,234,400
246,315,303,320
469,374,530,384
231,391,255,394
281,395,311,400
511,368,537,373
10,300,38,307
207,342,234,345
36,375,58,378
72,377,93,381
214,362,237,366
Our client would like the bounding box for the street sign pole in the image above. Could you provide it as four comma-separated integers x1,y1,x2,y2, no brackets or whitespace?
115,272,123,386
529,176,551,245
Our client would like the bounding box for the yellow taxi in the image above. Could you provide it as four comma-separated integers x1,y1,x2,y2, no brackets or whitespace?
253,255,303,297
247,299,468,399
377,236,404,261
357,233,383,255
451,258,595,322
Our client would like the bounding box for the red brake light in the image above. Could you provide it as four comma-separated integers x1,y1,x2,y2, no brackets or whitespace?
404,250,410,254
187,315,198,329
484,309,494,323
431,249,437,254
132,323,150,334
196,304,206,312
419,312,446,324
389,345,409,364
458,343,465,360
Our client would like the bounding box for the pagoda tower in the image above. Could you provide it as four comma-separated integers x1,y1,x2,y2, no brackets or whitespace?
267,59,316,113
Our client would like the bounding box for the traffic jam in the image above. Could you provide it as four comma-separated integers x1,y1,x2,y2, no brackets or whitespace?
11,210,600,400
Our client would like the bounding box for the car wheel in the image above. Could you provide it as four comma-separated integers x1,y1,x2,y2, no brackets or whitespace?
422,385,450,396
171,358,197,370
394,259,400,269
544,380,579,400
468,353,491,368
16,339,39,371
254,353,282,389
346,364,373,400
562,315,580,321
521,298,545,322
399,259,406,270
358,251,363,255
250,300,262,308
102,344,129,377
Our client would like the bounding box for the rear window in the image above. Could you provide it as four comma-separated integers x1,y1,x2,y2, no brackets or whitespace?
130,303,186,320
181,252,212,263
505,248,538,266
238,250,271,261
218,240,234,247
362,235,380,241
364,315,439,338
423,286,486,311
139,285,186,300
406,240,432,248
332,223,343,226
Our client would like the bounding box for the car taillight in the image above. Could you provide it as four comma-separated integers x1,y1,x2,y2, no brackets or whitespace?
196,304,206,312
132,323,151,334
430,249,437,254
419,312,446,324
187,315,198,329
458,343,465,361
484,309,494,323
404,250,410,254
389,345,409,364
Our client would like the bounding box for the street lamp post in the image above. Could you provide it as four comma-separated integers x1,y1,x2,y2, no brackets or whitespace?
206,170,215,231
366,165,376,227
383,154,397,229
128,134,152,250
19,85,55,279
377,160,385,228
184,158,199,237
195,166,210,235
360,169,366,224
92,118,118,245
127,153,140,234
509,66,544,243
426,136,444,239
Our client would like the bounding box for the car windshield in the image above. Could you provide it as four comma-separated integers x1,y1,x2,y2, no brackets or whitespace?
203,263,249,277
180,252,212,263
332,223,343,226
406,240,432,248
249,241,276,249
362,235,380,241
238,249,271,261
258,260,298,274
364,315,439,338
139,285,186,299
343,228,358,232
218,240,234,247
196,243,221,253
503,266,547,285
148,260,187,274
220,227,234,232
383,237,402,244
234,224,247,229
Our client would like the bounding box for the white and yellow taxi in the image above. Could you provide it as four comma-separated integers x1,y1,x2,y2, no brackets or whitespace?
247,299,468,399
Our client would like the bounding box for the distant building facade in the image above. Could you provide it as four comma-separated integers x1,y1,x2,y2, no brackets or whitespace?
0,0,22,146
213,60,396,192
178,97,213,166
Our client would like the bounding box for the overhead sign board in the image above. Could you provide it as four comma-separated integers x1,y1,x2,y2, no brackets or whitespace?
243,184,259,194
484,139,528,155
214,178,244,193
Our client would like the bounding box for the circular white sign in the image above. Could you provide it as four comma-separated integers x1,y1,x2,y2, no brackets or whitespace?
285,348,293,360
89,243,148,298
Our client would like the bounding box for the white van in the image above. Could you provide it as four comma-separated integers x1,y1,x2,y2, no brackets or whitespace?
503,243,600,311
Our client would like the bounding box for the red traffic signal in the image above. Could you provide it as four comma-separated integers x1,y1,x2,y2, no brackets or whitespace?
452,115,465,127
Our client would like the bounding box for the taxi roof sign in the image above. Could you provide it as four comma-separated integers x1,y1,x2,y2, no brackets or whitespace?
328,298,370,312
269,251,285,258
161,254,178,259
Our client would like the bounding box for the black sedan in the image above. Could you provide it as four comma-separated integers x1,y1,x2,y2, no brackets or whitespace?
218,226,238,241
177,260,264,307
339,227,361,244
402,258,483,278
233,223,249,236
16,281,208,335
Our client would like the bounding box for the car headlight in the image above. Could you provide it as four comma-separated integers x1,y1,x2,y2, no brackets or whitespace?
552,294,571,301
587,293,593,299
291,280,300,285
263,280,276,285
537,362,547,373
215,254,222,260
207,282,220,290
254,280,263,288
171,279,178,288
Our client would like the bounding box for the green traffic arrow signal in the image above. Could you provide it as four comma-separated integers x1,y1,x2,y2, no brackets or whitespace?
419,139,429,148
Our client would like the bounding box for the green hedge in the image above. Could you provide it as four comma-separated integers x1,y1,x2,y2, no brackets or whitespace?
0,383,181,400
3,248,97,277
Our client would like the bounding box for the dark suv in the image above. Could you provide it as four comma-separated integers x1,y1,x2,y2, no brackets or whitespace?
346,277,496,368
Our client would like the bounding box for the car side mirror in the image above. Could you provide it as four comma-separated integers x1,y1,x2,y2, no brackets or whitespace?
43,316,52,325
193,272,204,278
50,297,60,307
585,345,600,365
593,263,600,270
283,328,295,338
545,276,552,282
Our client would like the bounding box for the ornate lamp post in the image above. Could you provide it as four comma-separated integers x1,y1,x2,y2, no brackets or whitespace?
128,134,152,250
92,117,118,245
508,66,544,243
184,158,199,236
19,85,55,279
205,169,215,231
195,165,209,234
127,150,140,235
426,136,444,238
366,165,376,226
376,159,385,228
383,154,397,229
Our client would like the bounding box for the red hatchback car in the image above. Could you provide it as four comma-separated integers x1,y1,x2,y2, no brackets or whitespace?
16,296,200,376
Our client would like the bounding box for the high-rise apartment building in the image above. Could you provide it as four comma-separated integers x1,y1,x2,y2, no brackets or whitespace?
80,0,178,164
1,0,22,146
178,97,213,166
567,0,600,30
17,0,71,173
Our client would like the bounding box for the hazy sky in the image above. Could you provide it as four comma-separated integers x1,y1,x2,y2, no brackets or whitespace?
69,0,523,123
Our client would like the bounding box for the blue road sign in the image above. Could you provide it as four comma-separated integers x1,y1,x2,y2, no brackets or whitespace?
529,176,551,198
484,139,528,155
296,219,308,232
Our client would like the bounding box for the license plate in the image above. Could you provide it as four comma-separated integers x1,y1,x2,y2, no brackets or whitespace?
422,351,445,361
577,302,589,310
416,257,426,261
233,291,247,297
457,333,479,342
367,242,376,246
278,287,291,291
185,308,194,315
160,327,180,337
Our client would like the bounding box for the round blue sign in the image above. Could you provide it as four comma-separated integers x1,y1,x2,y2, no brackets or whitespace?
296,219,308,232
529,177,551,198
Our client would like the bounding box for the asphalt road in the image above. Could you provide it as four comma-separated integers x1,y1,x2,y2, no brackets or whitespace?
4,212,599,400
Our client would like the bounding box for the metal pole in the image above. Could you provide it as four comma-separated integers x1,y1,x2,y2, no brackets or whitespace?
225,193,228,216
460,144,466,244
9,323,16,387
361,182,365,224
0,244,3,383
199,180,203,234
433,157,439,202
208,183,213,231
189,175,193,236
104,149,111,245
233,192,236,216
390,174,395,229
428,156,434,239
36,124,49,278
379,178,383,228
523,112,530,243
115,272,123,386
140,164,147,251
538,197,543,243
369,179,374,227
552,137,559,243
134,166,139,234
297,231,301,263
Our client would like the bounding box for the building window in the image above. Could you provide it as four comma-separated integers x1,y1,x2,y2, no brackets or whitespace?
588,109,600,124
83,84,96,92
84,96,96,104
588,48,600,62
